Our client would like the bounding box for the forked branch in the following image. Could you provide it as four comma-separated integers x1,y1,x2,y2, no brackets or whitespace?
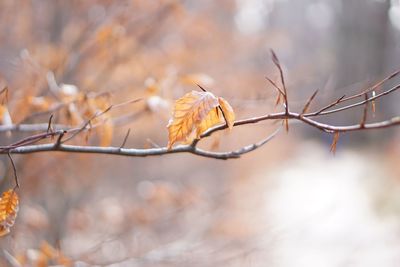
0,52,399,160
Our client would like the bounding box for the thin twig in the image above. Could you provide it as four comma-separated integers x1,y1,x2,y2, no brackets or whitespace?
120,129,131,148
2,112,399,160
47,114,54,133
301,89,319,115
306,83,400,117
197,84,207,92
265,77,285,96
340,69,400,103
0,53,399,161
61,105,114,144
55,131,66,147
270,49,289,114
360,93,369,128
109,98,142,109
304,69,400,118
4,129,280,160
311,95,346,116
7,152,19,188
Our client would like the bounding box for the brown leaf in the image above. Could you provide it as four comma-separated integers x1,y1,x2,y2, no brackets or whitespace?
283,118,289,132
167,91,219,148
195,108,221,138
80,95,113,146
27,96,53,112
301,89,319,115
0,105,12,126
275,93,281,106
98,119,113,146
218,97,235,129
0,189,19,237
167,90,235,149
330,132,340,154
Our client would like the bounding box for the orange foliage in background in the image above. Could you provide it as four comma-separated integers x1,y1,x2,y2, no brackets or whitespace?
0,189,19,237
0,1,255,264
0,0,399,266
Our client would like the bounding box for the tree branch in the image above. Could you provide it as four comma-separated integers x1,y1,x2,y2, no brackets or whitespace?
0,54,399,160
1,110,398,160
2,128,279,160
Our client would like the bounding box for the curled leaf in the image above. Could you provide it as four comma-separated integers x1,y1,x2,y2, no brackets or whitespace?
218,97,235,129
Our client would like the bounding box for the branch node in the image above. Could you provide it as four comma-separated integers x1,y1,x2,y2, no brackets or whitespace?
55,131,66,148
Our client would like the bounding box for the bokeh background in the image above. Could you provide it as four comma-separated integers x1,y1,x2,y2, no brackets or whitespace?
0,0,400,266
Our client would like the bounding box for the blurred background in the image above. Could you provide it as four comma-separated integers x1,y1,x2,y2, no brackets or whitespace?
0,0,400,266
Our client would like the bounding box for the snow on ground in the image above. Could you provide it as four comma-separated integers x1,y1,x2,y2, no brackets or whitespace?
261,142,400,267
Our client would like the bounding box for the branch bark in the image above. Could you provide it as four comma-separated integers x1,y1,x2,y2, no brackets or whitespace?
1,54,399,160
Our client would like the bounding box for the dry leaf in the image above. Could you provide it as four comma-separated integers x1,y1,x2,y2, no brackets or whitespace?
167,90,219,148
99,119,113,146
195,108,221,138
27,96,53,111
283,118,289,132
218,97,235,129
13,241,73,267
330,132,340,154
0,189,19,237
66,103,83,126
275,93,281,106
80,95,113,146
0,105,12,126
301,89,319,114
167,90,235,149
